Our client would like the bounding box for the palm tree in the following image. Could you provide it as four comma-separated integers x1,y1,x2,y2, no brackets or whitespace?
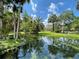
0,0,30,39
12,0,30,39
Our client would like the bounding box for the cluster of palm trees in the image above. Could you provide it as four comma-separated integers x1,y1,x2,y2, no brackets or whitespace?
0,0,30,39
0,0,44,39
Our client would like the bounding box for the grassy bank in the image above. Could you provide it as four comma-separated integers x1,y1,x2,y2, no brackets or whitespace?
0,39,25,55
39,31,79,39
0,40,21,49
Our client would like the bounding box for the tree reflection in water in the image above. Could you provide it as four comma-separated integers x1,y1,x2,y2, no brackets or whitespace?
0,35,79,59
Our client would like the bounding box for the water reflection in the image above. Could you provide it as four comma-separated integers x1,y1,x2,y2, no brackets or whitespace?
55,52,64,59
74,53,79,59
0,35,79,59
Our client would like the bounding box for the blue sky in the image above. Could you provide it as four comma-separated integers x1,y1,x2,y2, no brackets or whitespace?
23,0,79,22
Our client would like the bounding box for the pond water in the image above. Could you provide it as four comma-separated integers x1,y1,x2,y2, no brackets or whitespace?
0,35,79,59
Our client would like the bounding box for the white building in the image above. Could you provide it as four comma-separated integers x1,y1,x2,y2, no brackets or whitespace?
46,23,53,31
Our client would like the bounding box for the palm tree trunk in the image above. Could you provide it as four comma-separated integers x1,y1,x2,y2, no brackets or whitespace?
16,16,19,39
0,0,3,15
0,0,3,28
13,12,16,39
16,8,20,39
0,0,4,37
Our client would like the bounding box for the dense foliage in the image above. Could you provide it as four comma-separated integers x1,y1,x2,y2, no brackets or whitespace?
47,10,79,33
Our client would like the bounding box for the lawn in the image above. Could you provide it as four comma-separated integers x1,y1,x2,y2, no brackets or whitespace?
39,31,79,39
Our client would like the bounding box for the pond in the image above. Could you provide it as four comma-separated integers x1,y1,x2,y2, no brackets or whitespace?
0,35,79,59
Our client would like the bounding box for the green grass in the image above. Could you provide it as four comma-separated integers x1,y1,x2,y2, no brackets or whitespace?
0,39,25,55
8,32,25,35
0,39,24,51
39,31,79,39
39,31,79,51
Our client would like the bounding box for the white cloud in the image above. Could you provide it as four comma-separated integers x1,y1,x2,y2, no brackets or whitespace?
31,14,37,19
31,0,37,12
67,8,71,10
48,3,57,14
45,14,50,22
46,14,50,20
58,2,64,6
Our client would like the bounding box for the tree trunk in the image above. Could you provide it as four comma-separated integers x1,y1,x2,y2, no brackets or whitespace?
16,16,19,39
61,21,64,33
0,0,3,29
13,12,16,39
0,0,4,37
61,25,64,33
0,0,4,16
52,22,54,32
16,8,20,39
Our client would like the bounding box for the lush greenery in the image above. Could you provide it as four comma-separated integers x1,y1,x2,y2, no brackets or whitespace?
0,0,44,53
0,39,24,55
0,1,44,39
0,0,79,56
20,17,44,34
47,10,79,33
0,0,79,39
39,31,79,39
0,39,22,50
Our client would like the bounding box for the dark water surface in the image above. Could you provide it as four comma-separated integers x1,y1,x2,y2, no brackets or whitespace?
0,35,79,59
